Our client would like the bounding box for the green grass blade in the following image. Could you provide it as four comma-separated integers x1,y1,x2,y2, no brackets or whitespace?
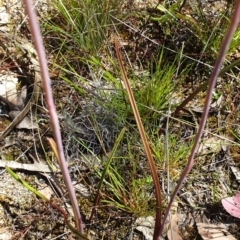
6,166,90,239
89,127,126,221
6,166,49,201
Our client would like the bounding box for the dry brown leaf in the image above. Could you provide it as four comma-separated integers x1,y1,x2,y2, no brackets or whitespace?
167,214,183,240
72,181,91,198
0,74,18,105
0,159,53,172
0,6,9,32
197,137,223,155
9,111,38,129
135,216,155,240
230,166,240,182
167,202,182,240
0,74,27,108
38,185,54,200
197,223,237,240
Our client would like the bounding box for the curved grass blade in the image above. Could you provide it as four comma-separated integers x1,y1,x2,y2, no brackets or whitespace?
6,166,48,200
6,166,89,240
89,127,126,221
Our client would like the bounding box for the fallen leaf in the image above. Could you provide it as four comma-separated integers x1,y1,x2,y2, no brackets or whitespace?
0,7,9,25
197,223,237,240
0,159,53,172
167,202,182,240
210,94,223,108
0,74,26,108
197,137,223,155
167,214,183,240
72,181,91,198
229,166,240,183
38,185,54,200
222,192,240,219
135,216,155,240
9,111,38,129
0,74,18,105
0,6,9,32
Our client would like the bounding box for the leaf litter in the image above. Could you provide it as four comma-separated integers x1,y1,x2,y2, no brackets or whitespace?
197,223,237,240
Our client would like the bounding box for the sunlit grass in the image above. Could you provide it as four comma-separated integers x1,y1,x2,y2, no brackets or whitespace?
40,0,239,224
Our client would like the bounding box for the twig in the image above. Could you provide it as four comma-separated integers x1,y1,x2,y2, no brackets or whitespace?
0,160,53,172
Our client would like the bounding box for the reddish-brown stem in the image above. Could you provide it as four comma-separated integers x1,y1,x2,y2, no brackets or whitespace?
115,37,162,240
22,0,84,236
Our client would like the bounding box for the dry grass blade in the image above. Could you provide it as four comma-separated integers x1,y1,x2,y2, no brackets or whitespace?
114,36,162,240
47,137,60,162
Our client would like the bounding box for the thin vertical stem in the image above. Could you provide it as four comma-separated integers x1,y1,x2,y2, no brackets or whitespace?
22,0,84,235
